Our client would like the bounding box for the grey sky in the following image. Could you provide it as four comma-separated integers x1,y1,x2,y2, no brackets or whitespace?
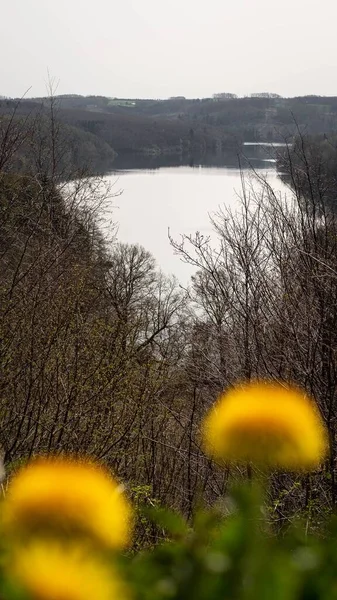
2,0,337,99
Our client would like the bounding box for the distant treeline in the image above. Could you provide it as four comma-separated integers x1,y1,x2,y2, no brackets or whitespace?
2,94,337,172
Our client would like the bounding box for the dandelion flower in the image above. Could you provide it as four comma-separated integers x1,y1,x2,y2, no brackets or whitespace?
3,457,132,548
202,381,328,470
6,541,128,600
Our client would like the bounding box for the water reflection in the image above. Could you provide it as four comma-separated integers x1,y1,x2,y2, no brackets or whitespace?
110,143,284,172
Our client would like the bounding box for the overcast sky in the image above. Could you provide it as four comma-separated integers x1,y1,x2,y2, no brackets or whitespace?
1,0,337,99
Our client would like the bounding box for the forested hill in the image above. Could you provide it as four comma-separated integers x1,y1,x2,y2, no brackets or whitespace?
21,93,337,139
2,94,337,170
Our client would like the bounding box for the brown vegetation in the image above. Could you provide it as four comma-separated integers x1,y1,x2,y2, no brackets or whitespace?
1,100,337,543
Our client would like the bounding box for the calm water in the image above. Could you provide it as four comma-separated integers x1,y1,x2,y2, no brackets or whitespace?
104,146,289,283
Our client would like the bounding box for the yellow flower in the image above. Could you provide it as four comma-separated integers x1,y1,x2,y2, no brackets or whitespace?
6,541,128,600
2,457,132,549
202,381,328,470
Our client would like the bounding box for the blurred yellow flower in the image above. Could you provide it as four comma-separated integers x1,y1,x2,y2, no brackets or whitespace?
3,457,132,548
202,381,328,470
7,541,127,600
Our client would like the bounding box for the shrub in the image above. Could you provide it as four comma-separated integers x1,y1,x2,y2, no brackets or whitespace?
0,380,335,600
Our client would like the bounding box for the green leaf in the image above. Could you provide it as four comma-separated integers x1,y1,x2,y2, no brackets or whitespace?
143,506,190,539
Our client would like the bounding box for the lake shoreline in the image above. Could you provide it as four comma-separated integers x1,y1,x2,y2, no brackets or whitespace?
109,142,290,172
100,144,288,283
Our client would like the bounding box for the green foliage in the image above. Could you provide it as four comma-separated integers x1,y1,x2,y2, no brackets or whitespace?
124,483,337,600
130,485,162,551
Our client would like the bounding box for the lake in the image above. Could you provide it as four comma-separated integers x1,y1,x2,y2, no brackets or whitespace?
104,145,289,284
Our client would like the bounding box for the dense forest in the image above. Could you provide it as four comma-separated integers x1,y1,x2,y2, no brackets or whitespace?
3,93,337,172
2,98,337,547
